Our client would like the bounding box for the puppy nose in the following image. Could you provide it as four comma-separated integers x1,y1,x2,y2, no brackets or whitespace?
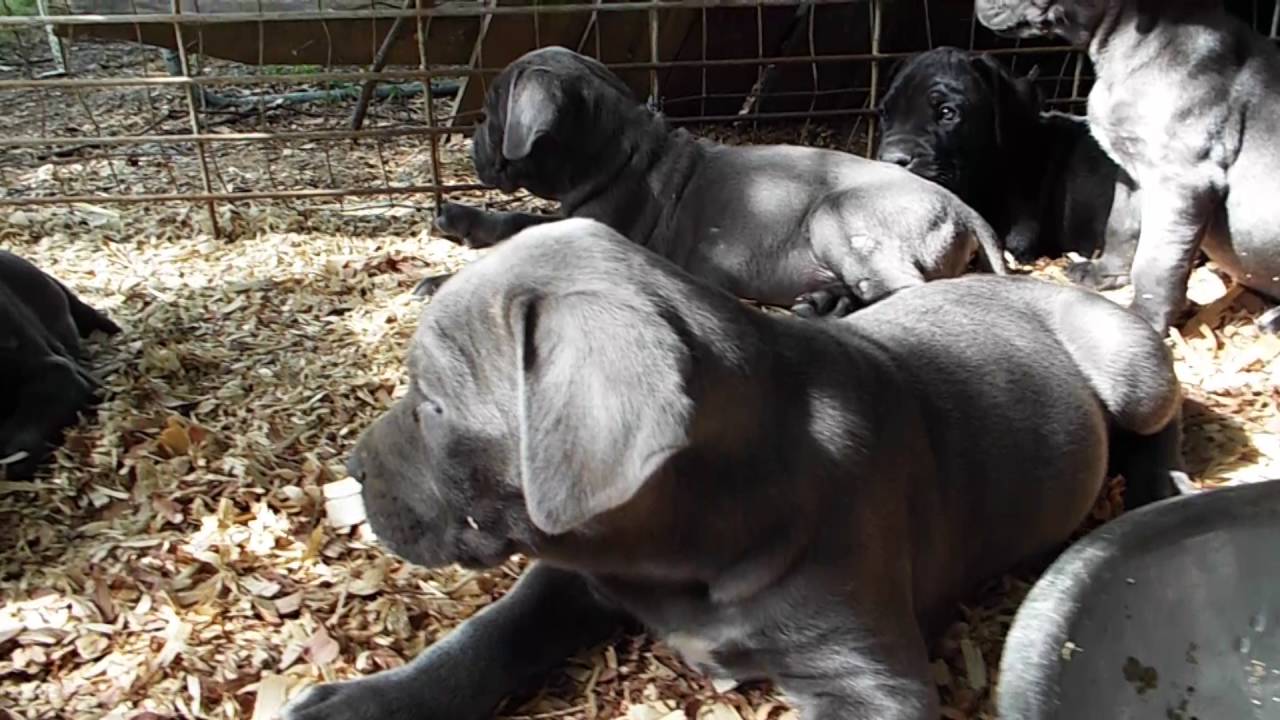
346,452,365,482
878,147,916,168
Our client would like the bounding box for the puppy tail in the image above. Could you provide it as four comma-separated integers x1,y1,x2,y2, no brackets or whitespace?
970,214,1009,276
64,287,122,337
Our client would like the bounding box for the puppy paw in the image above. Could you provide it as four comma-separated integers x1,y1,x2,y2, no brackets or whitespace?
1066,260,1130,291
792,288,858,319
280,675,486,720
1257,306,1280,335
433,202,477,245
0,445,42,481
1170,471,1200,495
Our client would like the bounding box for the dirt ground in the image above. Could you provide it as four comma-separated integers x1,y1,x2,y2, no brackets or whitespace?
2,38,1278,720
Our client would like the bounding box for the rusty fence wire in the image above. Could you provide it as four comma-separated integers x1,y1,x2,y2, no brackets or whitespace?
0,0,1275,233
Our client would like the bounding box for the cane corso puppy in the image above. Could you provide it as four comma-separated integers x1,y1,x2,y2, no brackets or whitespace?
976,0,1280,334
428,46,1007,317
0,250,119,479
878,46,1141,289
283,218,1184,720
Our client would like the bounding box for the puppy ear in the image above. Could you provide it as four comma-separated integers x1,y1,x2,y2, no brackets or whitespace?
503,68,559,161
970,54,1008,145
509,288,693,535
1013,66,1044,111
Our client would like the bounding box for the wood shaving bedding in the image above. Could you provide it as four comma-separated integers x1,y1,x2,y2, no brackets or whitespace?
2,41,1276,720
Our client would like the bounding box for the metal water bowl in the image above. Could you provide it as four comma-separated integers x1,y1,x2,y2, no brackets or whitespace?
997,479,1280,720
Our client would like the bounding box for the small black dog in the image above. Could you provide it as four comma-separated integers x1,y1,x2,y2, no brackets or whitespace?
0,250,120,479
878,47,1140,289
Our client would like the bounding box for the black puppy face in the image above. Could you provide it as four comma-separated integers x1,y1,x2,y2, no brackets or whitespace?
975,0,1106,44
878,49,1038,204
471,47,640,200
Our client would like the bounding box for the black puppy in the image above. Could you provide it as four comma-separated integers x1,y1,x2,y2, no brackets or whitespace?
427,46,1007,317
878,47,1141,289
0,250,119,479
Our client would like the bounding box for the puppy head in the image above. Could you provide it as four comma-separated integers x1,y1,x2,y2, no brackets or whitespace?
878,48,1041,203
350,219,739,570
974,0,1108,44
471,47,640,199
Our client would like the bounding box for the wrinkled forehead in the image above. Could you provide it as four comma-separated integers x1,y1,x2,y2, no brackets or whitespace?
409,315,471,386
887,60,978,105
407,302,515,403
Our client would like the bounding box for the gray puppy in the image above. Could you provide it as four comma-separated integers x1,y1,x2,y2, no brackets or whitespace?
429,46,1006,316
976,0,1280,334
878,46,1141,288
283,219,1184,720
0,250,119,479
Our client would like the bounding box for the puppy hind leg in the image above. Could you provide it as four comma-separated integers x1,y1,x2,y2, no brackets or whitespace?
1128,184,1218,333
1067,184,1141,290
792,284,860,318
1109,417,1190,511
1067,250,1134,291
1257,305,1280,335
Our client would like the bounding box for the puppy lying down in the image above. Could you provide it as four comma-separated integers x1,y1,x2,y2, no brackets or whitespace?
878,46,1141,289
427,46,1006,317
285,219,1184,720
1,250,119,479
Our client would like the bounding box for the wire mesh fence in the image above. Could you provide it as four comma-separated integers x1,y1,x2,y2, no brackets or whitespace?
1,0,1277,234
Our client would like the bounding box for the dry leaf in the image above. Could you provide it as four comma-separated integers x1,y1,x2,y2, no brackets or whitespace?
700,703,744,720
250,673,290,720
960,636,988,691
241,575,283,599
302,625,340,667
274,592,304,616
157,417,191,456
625,704,680,720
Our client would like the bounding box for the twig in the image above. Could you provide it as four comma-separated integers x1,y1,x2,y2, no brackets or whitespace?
735,2,814,122
351,0,414,131
201,80,459,112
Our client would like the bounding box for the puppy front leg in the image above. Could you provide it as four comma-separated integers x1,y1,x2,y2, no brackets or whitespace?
415,205,560,297
435,201,558,249
282,564,626,720
774,609,937,720
1128,183,1218,333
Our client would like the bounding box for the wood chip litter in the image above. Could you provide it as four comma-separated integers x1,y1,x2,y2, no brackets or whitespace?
1,44,1276,720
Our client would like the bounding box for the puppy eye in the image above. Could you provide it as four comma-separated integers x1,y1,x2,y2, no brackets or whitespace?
937,105,959,122
416,399,444,420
